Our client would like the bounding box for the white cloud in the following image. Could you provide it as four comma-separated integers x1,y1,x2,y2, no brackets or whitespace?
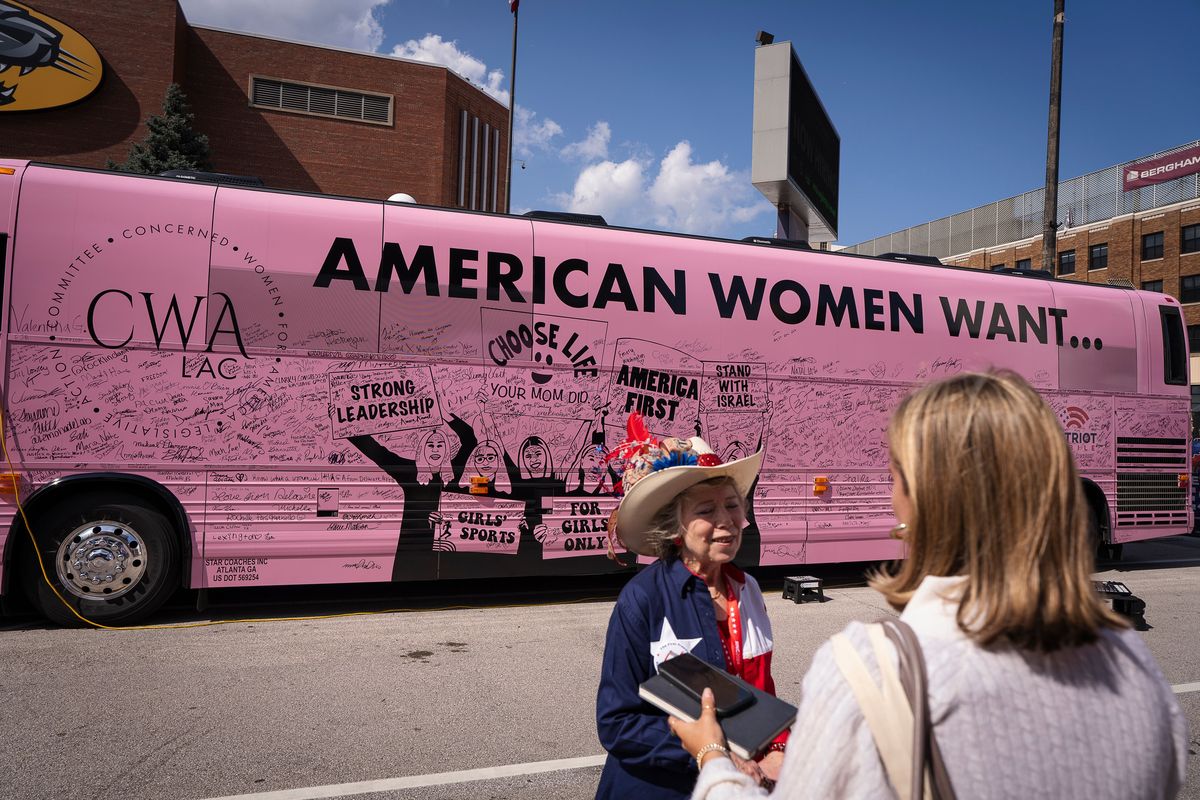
392,34,509,104
556,139,770,235
648,141,769,234
558,159,646,222
514,106,564,158
180,0,388,52
560,121,611,162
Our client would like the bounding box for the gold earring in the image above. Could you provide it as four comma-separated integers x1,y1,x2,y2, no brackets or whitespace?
889,523,908,540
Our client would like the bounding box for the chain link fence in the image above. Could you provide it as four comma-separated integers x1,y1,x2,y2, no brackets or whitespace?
844,140,1200,258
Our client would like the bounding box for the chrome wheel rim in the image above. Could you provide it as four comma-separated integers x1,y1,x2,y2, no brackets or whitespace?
55,521,147,601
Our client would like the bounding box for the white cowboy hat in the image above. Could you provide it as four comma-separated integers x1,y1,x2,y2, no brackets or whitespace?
613,436,764,557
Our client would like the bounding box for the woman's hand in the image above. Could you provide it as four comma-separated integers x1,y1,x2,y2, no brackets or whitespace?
757,749,784,781
667,687,728,768
730,753,765,783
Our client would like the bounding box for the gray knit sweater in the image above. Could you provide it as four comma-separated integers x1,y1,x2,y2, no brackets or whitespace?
693,576,1188,799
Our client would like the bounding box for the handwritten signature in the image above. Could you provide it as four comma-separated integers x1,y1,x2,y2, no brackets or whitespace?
342,559,382,570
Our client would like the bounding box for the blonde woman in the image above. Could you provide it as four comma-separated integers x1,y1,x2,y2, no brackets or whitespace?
673,370,1187,799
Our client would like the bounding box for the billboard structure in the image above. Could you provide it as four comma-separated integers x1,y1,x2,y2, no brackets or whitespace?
751,41,840,243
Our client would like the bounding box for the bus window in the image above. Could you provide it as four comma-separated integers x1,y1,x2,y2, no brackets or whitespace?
1160,306,1187,385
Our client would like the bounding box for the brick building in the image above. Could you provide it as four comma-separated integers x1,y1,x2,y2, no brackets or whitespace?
845,140,1200,416
0,0,508,210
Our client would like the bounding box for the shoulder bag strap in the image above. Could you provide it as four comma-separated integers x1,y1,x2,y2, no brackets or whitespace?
882,620,957,800
830,626,916,800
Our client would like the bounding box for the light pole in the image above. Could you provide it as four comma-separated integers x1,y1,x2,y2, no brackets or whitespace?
505,2,519,213
1041,0,1065,273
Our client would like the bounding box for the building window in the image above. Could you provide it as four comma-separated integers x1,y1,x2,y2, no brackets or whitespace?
1142,231,1164,261
249,75,393,125
1189,325,1200,353
1016,258,1032,271
1181,274,1200,303
989,263,1005,271
1142,279,1163,293
1183,224,1200,255
1089,243,1108,270
1058,250,1075,275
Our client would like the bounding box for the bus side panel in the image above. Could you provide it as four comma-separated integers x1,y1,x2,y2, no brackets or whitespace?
201,188,397,587
8,166,216,349
2,167,217,592
380,206,552,581
1045,390,1117,532
789,263,1060,563
526,224,1070,567
527,223,807,567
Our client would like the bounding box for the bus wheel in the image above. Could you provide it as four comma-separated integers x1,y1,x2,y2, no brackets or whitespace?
1087,501,1122,563
22,495,180,627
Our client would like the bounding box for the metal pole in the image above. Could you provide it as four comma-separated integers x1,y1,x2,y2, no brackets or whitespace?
505,7,519,213
1042,0,1064,273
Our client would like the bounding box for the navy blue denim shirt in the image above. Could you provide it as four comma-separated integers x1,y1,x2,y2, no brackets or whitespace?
595,558,729,799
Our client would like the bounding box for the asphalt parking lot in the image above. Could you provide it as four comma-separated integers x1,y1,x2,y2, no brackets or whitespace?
1,535,1197,800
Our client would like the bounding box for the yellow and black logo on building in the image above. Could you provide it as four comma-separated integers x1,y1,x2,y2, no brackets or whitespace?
0,1,102,112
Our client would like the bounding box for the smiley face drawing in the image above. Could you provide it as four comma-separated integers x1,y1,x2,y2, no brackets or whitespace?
532,350,554,384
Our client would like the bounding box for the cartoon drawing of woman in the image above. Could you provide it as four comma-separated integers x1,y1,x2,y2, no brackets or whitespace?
435,393,632,576
346,413,476,581
504,435,565,562
442,435,513,499
566,441,620,496
721,423,768,570
417,429,453,483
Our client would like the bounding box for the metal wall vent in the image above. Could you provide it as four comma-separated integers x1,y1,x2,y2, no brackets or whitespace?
250,76,392,125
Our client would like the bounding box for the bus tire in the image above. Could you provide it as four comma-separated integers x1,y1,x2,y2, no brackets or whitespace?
1087,502,1102,558
21,495,181,627
1085,498,1122,563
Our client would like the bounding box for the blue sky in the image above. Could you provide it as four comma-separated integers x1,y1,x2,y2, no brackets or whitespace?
180,0,1200,245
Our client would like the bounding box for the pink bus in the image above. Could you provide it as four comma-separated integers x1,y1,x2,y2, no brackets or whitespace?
0,161,1190,624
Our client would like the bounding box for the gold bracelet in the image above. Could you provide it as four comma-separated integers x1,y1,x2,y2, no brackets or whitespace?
694,741,730,768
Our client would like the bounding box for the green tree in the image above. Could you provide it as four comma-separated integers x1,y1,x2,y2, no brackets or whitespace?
108,83,212,173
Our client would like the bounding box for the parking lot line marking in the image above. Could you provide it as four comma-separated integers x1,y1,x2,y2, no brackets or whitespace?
1106,559,1200,569
201,755,608,800
182,682,1200,800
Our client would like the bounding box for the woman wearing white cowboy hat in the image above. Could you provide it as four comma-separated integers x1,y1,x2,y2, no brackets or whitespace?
595,414,787,800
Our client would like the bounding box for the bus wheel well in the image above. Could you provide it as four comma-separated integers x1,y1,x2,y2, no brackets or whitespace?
1081,479,1122,560
4,475,191,599
1080,479,1111,545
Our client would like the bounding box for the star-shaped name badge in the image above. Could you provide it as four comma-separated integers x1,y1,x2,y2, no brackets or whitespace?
649,618,702,670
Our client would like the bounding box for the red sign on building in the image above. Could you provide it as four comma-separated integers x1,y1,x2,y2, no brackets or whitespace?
1122,144,1200,191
